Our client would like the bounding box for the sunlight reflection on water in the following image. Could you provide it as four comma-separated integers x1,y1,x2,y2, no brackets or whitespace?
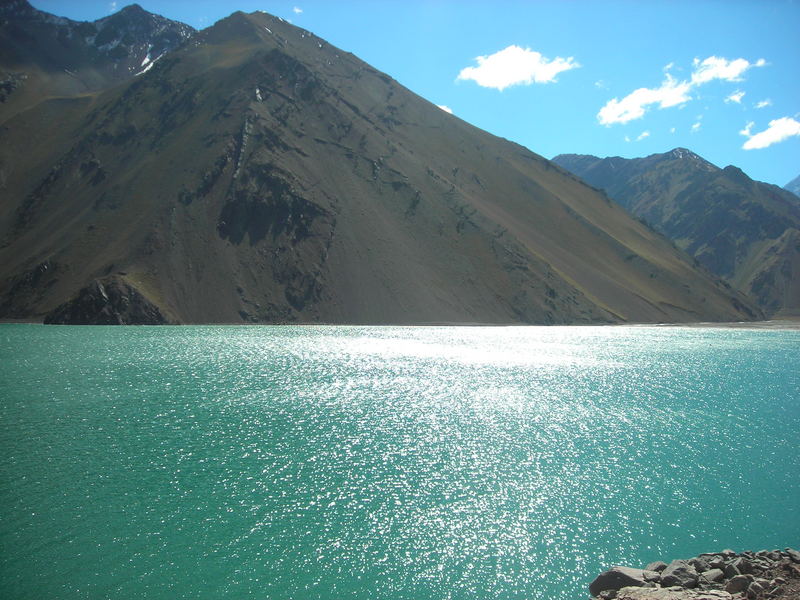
0,325,798,599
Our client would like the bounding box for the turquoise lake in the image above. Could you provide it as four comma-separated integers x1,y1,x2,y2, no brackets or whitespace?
1,324,798,599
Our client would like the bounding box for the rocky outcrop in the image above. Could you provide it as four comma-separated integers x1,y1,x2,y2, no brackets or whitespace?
590,549,800,600
590,567,661,596
44,276,169,324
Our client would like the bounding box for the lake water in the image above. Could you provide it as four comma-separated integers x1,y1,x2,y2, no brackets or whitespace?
1,324,798,599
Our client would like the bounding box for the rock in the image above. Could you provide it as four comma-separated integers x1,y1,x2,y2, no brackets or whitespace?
721,549,737,559
724,575,749,594
614,587,733,599
590,567,651,597
786,548,800,563
647,561,669,573
723,564,740,579
643,570,661,583
731,557,754,575
745,581,764,599
689,558,709,573
44,276,170,325
705,556,726,570
766,551,781,562
661,560,699,589
698,569,724,584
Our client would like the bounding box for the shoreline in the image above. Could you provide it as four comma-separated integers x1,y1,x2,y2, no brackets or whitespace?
1,318,799,329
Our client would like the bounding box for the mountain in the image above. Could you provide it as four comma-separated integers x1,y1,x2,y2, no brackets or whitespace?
785,174,800,198
0,0,194,123
553,149,800,317
0,8,761,324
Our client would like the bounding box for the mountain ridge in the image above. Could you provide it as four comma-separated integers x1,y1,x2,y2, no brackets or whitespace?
0,7,761,324
553,149,800,317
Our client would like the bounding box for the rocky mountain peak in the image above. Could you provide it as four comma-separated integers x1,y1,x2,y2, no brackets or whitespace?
664,147,718,172
0,0,195,94
118,3,146,15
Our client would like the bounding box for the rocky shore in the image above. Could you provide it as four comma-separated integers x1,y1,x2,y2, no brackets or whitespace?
589,549,800,599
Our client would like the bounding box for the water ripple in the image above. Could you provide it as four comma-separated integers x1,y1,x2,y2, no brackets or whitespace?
1,325,798,599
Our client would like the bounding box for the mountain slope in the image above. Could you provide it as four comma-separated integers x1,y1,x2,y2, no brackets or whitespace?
0,9,760,324
0,0,194,124
553,149,800,316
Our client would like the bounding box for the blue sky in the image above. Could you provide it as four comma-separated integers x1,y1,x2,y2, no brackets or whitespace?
30,0,800,187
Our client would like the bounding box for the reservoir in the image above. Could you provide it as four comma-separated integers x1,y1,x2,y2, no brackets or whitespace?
1,324,798,599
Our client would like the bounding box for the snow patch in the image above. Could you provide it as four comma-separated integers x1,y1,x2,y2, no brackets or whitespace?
255,88,262,102
135,52,164,76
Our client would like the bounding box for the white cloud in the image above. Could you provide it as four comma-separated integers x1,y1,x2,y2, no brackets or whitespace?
457,45,579,91
636,130,650,141
597,74,691,125
755,99,772,109
663,62,675,72
741,117,800,149
624,135,632,143
109,1,117,11
691,121,702,133
691,56,762,84
594,80,608,90
437,105,453,114
725,90,745,104
598,55,765,126
293,6,303,14
670,127,676,134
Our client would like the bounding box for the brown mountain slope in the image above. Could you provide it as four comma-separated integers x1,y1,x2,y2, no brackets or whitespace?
553,149,800,317
0,10,760,324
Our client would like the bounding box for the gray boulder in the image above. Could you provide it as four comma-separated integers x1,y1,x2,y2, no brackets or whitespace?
590,567,651,596
643,570,661,583
646,561,669,573
786,547,800,563
730,556,753,574
724,575,749,594
689,558,709,572
745,581,764,599
613,587,733,599
698,569,724,585
722,563,740,579
660,560,698,588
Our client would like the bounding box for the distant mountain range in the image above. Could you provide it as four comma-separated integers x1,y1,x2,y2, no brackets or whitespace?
0,2,761,324
553,149,800,317
785,174,800,198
